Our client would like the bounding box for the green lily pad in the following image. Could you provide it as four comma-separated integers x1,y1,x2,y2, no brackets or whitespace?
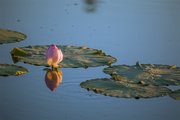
0,63,28,76
0,29,27,44
10,45,117,68
169,89,180,100
80,78,171,98
103,62,180,86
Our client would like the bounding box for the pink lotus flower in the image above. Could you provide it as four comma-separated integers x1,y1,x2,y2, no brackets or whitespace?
46,44,63,68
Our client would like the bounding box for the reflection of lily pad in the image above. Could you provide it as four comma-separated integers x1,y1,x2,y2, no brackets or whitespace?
0,63,28,76
169,89,180,100
80,78,171,98
0,29,27,44
103,62,180,86
10,45,117,68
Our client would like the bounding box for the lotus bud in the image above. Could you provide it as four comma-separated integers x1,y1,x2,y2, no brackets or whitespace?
46,44,63,68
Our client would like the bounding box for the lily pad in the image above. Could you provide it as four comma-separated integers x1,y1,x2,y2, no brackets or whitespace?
0,29,27,44
169,89,180,100
80,78,171,98
10,45,117,68
103,62,180,86
0,63,28,76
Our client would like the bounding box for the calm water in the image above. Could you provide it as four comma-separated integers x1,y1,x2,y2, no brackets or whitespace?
0,0,180,120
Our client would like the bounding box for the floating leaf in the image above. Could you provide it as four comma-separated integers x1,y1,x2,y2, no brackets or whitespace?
103,62,180,86
11,47,31,56
169,89,180,100
0,29,27,44
10,45,117,68
0,63,28,76
80,78,171,98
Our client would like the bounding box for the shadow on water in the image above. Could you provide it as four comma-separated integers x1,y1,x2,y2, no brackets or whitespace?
83,0,98,13
44,68,63,91
11,55,19,64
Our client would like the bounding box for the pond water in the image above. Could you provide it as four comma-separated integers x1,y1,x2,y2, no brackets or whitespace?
0,0,180,120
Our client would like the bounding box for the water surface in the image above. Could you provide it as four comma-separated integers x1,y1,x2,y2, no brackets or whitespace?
0,0,180,120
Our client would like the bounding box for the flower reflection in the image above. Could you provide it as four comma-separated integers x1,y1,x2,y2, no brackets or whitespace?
45,68,62,91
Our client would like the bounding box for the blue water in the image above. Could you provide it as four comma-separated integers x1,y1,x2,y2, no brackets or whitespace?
0,0,180,120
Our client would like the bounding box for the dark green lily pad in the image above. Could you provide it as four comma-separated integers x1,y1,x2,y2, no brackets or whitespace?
10,45,117,68
80,78,171,98
169,89,180,100
0,29,27,44
103,62,180,86
0,63,28,76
